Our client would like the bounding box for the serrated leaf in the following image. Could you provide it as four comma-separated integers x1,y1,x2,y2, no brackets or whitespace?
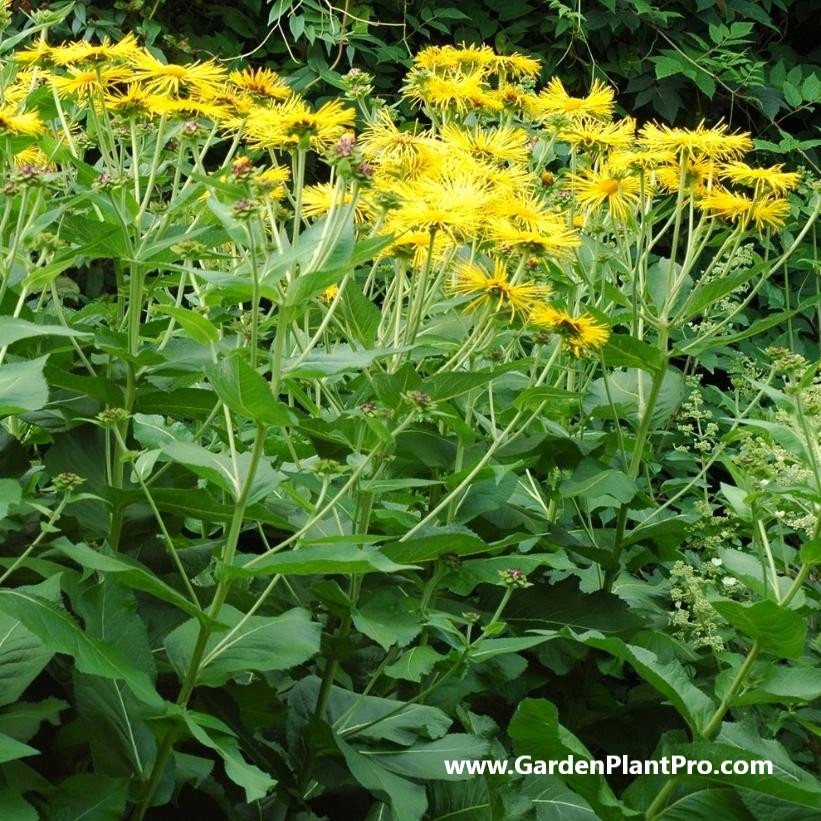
711,599,806,658
0,356,49,417
208,356,296,425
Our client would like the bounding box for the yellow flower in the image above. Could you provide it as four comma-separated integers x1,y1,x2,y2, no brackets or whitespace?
495,52,542,79
718,161,800,196
699,189,790,231
482,84,537,116
14,35,55,66
104,84,168,117
129,51,227,96
490,220,581,257
492,192,568,234
51,64,130,97
608,147,676,172
638,120,752,161
440,123,530,166
537,77,615,119
390,172,491,239
402,70,489,113
0,104,45,135
148,96,229,121
50,34,140,65
360,109,441,176
450,258,550,319
256,165,290,200
301,183,370,222
243,97,355,151
530,305,610,357
228,67,292,102
413,44,497,75
655,157,716,195
381,228,453,267
561,117,636,152
321,284,340,302
14,145,53,168
566,166,642,221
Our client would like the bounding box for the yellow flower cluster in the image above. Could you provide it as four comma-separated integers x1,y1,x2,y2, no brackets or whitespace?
2,37,803,357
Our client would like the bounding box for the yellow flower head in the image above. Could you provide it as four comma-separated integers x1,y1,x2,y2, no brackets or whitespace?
360,109,441,177
561,117,636,153
495,52,542,79
566,165,642,221
390,172,491,239
440,123,530,166
638,120,752,161
402,70,489,114
699,189,790,231
537,77,615,120
14,35,55,66
655,156,716,195
321,284,340,303
244,97,355,151
129,51,227,96
50,33,140,66
490,219,581,258
0,104,45,135
413,44,497,75
492,192,568,235
718,161,800,196
51,64,131,98
301,182,371,222
530,305,610,357
608,147,676,172
229,67,292,102
450,258,550,320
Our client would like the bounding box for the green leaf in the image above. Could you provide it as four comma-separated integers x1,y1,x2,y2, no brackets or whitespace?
654,788,749,820
155,305,219,346
366,734,491,781
353,589,422,650
164,606,320,687
0,698,67,742
0,731,38,764
219,544,412,579
653,55,684,79
584,368,684,429
208,356,297,426
159,440,238,495
0,317,91,348
56,540,212,625
508,699,628,821
46,774,130,821
384,646,444,683
284,344,406,378
799,537,821,565
518,776,598,820
601,335,665,373
0,478,22,519
0,578,59,708
336,734,427,821
732,666,821,706
469,636,553,661
0,356,49,417
532,629,716,733
382,528,489,564
560,462,637,507
711,599,806,658
0,789,37,821
182,709,276,802
73,672,157,779
0,590,163,707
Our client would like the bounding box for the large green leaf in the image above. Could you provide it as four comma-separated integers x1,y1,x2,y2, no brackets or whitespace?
164,606,320,687
208,356,297,426
219,544,411,579
532,629,716,734
0,318,91,348
0,356,49,417
0,789,37,821
182,709,276,802
508,699,631,821
0,589,162,707
46,774,130,821
352,588,422,650
362,734,490,781
0,731,38,764
57,540,211,626
519,776,598,820
0,578,60,707
336,734,427,821
584,368,684,428
711,599,806,658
